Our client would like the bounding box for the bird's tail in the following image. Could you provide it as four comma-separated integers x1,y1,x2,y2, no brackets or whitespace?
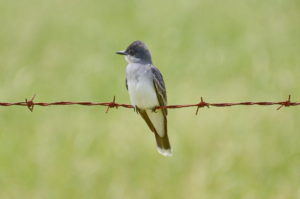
154,132,172,157
139,109,172,157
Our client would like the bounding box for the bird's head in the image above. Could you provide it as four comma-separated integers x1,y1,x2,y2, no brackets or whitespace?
116,40,152,64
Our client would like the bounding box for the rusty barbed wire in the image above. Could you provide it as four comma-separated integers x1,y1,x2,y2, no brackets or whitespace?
0,95,299,114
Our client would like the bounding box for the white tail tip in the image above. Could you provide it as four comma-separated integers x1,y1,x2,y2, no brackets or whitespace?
157,147,173,157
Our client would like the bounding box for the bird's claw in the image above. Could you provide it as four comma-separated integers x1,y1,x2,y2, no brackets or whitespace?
134,105,140,114
151,107,157,113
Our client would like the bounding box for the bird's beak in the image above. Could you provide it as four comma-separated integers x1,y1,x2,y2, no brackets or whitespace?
116,51,128,55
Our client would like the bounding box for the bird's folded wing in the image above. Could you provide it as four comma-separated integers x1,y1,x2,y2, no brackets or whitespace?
151,66,168,116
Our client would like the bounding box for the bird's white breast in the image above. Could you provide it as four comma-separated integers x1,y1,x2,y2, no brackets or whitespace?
126,63,159,109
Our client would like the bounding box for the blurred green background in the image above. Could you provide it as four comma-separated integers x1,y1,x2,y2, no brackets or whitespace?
0,0,299,198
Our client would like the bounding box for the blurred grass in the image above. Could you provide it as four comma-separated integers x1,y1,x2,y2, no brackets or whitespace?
0,0,300,198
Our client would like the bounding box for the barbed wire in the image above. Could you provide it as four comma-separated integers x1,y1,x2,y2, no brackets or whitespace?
0,95,299,115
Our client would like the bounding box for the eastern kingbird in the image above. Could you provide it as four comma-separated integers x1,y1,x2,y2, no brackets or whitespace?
116,40,172,156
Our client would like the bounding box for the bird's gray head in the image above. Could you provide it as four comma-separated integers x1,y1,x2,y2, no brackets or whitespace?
116,40,152,64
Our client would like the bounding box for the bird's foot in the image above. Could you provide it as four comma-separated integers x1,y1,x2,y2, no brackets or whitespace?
151,106,157,113
134,105,140,114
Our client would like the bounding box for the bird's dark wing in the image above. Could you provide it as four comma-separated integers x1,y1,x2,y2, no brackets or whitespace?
151,66,168,115
125,78,128,90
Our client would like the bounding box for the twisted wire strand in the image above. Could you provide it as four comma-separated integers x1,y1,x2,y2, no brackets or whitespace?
0,95,299,114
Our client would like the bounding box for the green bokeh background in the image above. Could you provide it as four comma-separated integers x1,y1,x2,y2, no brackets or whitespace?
0,0,299,198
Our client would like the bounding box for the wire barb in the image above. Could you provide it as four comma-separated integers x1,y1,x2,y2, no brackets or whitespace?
25,94,36,112
277,95,292,110
105,96,117,113
195,97,210,115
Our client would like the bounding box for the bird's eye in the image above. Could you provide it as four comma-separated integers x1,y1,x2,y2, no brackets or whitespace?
128,49,134,55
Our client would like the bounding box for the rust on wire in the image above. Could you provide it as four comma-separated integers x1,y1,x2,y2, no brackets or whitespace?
0,95,299,113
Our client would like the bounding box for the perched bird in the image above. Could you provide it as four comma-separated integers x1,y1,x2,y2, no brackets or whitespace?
116,41,172,156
